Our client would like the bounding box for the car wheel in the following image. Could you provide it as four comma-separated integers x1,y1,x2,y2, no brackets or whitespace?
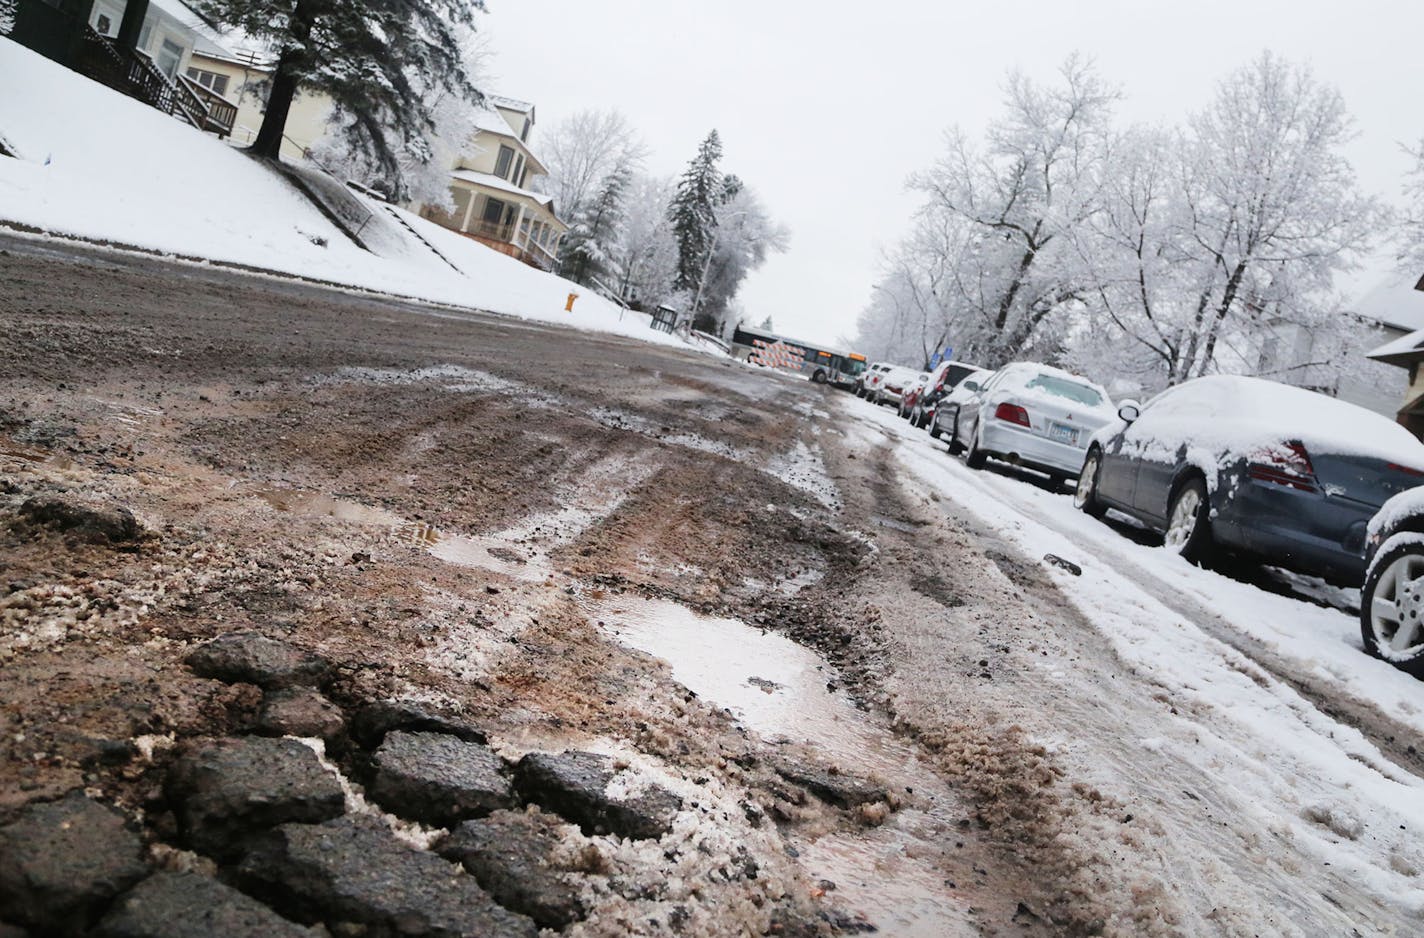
964,426,987,469
1073,450,1108,518
1360,539,1424,676
928,416,942,439
917,412,931,430
1164,477,1211,564
812,370,827,384
946,409,964,454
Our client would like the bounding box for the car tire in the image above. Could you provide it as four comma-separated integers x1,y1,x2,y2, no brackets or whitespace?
946,409,963,454
1074,450,1109,518
964,426,987,469
917,412,931,430
812,370,827,384
1360,538,1424,676
928,419,942,439
1164,476,1212,564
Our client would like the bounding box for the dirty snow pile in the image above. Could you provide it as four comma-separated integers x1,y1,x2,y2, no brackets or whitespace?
0,39,685,349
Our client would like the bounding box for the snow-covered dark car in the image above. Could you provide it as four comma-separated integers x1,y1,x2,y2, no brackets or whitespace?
1360,488,1424,676
943,363,1116,486
1074,375,1424,586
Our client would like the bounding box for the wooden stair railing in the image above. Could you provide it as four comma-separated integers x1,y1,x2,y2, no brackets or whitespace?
75,27,219,135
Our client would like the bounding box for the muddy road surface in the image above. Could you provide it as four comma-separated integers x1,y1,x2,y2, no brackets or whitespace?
1,233,1419,937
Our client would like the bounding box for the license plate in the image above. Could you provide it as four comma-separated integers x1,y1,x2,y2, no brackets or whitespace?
1049,422,1078,445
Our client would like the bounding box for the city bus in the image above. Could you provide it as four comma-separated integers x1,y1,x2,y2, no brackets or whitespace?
729,325,867,388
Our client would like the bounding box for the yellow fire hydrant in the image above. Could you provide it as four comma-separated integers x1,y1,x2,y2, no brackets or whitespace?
565,292,578,313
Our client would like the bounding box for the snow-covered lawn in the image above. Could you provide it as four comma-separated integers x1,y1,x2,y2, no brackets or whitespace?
0,39,684,349
850,400,1424,916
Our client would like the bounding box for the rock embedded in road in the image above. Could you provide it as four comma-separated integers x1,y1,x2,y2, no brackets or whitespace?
436,809,589,928
0,791,151,933
257,687,345,742
17,493,142,543
368,730,513,826
348,698,489,748
237,816,537,938
165,736,345,859
514,750,681,840
185,632,332,690
95,871,309,938
774,760,889,810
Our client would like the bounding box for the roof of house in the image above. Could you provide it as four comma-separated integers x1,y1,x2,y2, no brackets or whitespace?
1361,273,1424,367
450,169,564,224
1354,274,1424,333
488,95,533,113
468,104,548,173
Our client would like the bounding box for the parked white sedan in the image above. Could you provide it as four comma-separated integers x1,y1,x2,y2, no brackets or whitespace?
943,363,1115,486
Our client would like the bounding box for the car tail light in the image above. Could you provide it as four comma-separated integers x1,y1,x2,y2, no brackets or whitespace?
1248,441,1318,492
1388,463,1424,478
994,402,1031,428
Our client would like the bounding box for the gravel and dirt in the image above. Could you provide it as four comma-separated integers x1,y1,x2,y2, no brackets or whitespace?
1,232,1420,937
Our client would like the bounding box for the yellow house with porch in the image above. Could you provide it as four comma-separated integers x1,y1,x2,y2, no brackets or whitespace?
415,96,568,272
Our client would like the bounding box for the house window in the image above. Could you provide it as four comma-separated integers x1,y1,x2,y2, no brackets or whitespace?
185,68,230,96
512,154,525,188
494,145,515,180
521,117,531,142
156,38,184,79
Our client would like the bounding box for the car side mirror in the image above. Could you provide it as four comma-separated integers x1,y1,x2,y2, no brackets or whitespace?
1118,400,1141,422
963,380,981,392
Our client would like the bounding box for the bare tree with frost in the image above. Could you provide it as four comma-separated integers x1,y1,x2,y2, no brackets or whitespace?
906,56,1117,366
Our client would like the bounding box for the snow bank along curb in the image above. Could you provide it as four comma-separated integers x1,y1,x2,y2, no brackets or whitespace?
0,39,692,353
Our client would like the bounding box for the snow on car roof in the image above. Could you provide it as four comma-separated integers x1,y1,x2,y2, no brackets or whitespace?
995,362,1114,412
1152,375,1424,466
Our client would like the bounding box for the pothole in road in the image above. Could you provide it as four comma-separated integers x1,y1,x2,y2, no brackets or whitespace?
583,592,977,936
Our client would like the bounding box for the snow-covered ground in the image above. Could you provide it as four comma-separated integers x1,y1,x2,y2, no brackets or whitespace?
851,400,1424,924
0,39,684,349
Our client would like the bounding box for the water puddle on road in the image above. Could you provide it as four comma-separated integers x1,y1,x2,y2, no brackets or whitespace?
582,592,976,935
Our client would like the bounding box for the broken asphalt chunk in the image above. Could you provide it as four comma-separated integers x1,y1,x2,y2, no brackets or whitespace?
774,761,888,809
18,493,142,543
185,632,332,689
369,730,513,826
1043,553,1083,576
0,791,151,933
436,809,589,929
165,736,345,860
95,871,309,938
256,687,345,742
348,698,488,748
514,751,681,840
237,816,538,937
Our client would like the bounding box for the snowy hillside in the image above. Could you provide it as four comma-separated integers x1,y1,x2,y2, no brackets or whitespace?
0,39,682,347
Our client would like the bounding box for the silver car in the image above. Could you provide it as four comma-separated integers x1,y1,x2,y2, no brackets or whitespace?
942,363,1115,486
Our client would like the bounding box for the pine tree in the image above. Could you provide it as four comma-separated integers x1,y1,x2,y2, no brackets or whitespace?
563,163,631,286
193,0,484,193
668,130,724,291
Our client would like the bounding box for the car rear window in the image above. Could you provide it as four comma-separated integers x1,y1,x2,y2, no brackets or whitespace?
944,365,977,387
1023,374,1103,407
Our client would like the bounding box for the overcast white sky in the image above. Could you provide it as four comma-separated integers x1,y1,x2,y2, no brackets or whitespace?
480,0,1421,349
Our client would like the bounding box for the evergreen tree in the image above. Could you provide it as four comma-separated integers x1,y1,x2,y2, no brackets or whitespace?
668,130,724,291
563,163,632,286
193,0,484,193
